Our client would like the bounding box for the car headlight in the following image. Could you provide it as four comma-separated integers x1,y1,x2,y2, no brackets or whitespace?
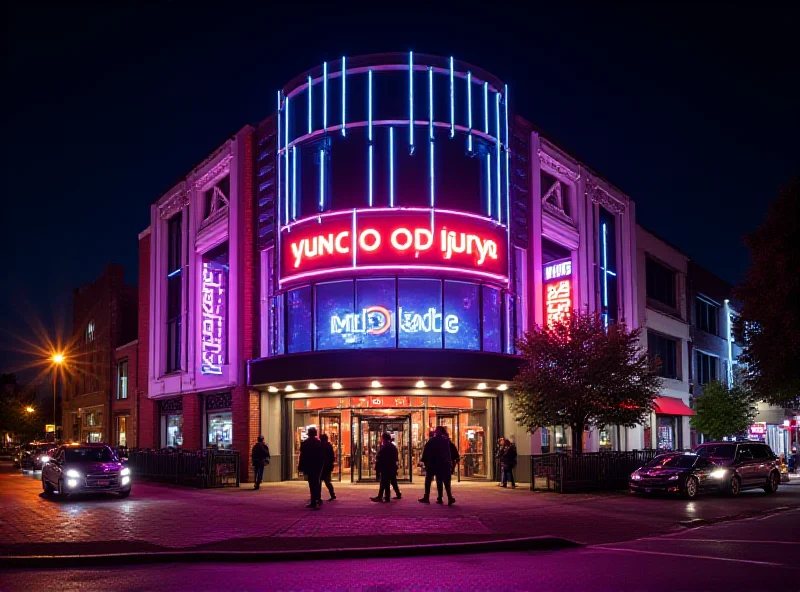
120,467,131,477
631,472,642,481
39,455,50,464
65,469,81,479
668,474,680,481
121,476,130,486
710,468,727,479
67,479,79,488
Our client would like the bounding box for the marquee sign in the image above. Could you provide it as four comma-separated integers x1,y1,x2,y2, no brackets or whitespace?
331,305,459,344
280,209,508,284
200,261,226,375
544,258,572,329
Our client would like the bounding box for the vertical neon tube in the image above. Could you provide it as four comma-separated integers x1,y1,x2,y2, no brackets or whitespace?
319,148,325,211
495,92,501,222
483,81,489,134
277,91,282,225
351,209,357,267
449,56,455,138
467,71,473,152
428,67,434,141
285,95,290,225
504,84,509,150
486,154,492,217
323,61,328,131
292,146,297,220
430,142,435,208
341,56,346,136
307,75,312,134
389,127,395,207
369,144,374,207
602,222,609,327
409,51,414,151
368,70,373,141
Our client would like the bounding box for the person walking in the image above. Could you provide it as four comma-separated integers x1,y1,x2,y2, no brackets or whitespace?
320,433,336,501
500,437,517,489
495,437,506,486
435,426,457,505
371,432,399,503
418,426,454,505
298,426,325,509
251,436,270,490
389,436,402,499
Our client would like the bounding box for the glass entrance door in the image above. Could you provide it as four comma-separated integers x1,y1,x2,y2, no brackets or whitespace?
319,414,341,481
437,413,460,482
355,415,412,483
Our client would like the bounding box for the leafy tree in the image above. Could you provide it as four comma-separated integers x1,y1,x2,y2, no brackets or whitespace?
510,311,662,453
735,178,800,407
690,381,756,441
0,373,40,442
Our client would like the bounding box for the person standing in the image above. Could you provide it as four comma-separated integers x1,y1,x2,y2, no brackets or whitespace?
500,437,517,489
251,436,270,490
435,426,457,505
418,426,454,505
371,432,399,503
495,437,506,486
298,426,325,509
389,436,402,499
320,433,336,501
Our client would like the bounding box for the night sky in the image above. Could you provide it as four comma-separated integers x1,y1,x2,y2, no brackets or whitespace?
2,4,798,374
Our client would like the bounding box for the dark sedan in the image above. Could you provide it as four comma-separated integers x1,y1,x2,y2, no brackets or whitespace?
19,444,53,472
42,443,131,498
630,452,725,498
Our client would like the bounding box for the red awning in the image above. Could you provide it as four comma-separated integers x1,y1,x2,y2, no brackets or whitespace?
653,396,695,416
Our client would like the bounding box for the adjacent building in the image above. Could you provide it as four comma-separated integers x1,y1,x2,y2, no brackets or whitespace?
62,264,137,443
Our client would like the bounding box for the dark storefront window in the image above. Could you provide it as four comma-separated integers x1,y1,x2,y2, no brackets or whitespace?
117,360,128,400
287,286,312,353
166,214,182,373
696,351,718,385
646,257,676,309
695,297,719,335
482,286,502,352
316,280,356,351
598,207,618,326
648,331,679,379
443,281,480,351
398,278,443,349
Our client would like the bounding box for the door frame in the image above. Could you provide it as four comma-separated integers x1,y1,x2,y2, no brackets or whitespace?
319,413,342,482
436,412,460,482
352,414,413,484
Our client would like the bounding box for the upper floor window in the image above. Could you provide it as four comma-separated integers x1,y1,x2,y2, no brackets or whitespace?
203,175,230,222
646,257,676,309
695,297,718,335
648,331,679,380
86,320,95,342
599,207,618,326
166,214,183,373
117,360,128,400
696,351,718,385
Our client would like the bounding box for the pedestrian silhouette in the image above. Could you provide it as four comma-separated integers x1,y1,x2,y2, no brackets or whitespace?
320,433,336,500
371,432,399,503
419,426,456,505
499,437,517,488
251,436,270,490
298,426,325,509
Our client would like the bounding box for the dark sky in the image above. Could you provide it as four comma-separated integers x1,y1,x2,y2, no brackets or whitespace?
2,3,798,374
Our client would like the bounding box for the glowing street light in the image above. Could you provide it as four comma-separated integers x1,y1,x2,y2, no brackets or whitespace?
26,406,35,414
52,353,65,365
50,352,65,440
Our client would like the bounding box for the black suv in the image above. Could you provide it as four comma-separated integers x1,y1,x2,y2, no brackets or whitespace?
695,441,781,496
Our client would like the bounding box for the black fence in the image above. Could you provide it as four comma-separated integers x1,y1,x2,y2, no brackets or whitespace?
530,450,660,493
124,449,240,488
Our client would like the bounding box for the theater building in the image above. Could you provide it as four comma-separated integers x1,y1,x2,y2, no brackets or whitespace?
246,53,640,482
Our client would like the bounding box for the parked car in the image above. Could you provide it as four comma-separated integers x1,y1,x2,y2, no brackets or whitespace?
20,443,53,471
42,443,131,498
630,452,722,498
694,441,781,495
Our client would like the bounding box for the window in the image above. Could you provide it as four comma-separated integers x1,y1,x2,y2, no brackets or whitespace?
695,297,718,335
696,351,718,385
287,286,312,353
599,208,619,326
646,257,676,308
166,214,182,373
86,320,95,342
648,331,679,379
117,360,128,400
207,411,233,449
117,416,127,447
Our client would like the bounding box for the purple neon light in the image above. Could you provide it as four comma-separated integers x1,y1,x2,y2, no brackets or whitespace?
279,264,509,285
280,206,508,231
341,56,346,136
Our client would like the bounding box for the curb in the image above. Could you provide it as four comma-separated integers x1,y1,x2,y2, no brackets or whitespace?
0,536,579,568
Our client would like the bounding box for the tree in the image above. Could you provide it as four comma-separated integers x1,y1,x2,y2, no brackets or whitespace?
735,178,800,407
0,373,40,442
691,381,756,441
510,311,663,453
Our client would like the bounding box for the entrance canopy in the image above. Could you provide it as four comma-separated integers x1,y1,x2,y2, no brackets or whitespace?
653,396,695,416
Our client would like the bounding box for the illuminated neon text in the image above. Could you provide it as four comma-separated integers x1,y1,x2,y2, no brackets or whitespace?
545,279,572,328
200,262,226,374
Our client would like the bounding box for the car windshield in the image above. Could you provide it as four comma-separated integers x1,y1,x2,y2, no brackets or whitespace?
696,444,736,459
645,455,697,469
64,447,116,463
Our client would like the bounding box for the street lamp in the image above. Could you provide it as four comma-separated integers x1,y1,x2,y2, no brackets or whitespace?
51,353,64,440
26,406,35,414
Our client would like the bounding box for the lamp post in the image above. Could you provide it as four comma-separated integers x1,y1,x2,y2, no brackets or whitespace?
51,353,64,440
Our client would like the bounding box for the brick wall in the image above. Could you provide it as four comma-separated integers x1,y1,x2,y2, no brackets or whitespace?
182,393,202,449
111,339,138,447
137,231,158,448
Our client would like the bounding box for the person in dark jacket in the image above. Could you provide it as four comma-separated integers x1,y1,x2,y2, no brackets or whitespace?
371,432,399,502
500,437,517,488
320,433,336,500
298,426,325,509
251,436,271,490
418,426,455,505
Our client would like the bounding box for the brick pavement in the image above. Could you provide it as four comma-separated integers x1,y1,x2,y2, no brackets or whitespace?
2,463,799,557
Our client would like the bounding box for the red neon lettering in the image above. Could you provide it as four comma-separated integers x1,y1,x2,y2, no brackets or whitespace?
545,279,572,328
290,231,350,268
359,228,381,252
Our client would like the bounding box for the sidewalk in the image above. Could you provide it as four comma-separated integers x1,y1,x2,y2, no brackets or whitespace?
2,467,799,564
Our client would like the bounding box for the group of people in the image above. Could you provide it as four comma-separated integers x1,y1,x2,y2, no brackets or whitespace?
252,427,519,507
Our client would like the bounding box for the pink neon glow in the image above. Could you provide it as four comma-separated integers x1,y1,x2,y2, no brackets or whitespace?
278,264,509,284
282,207,506,231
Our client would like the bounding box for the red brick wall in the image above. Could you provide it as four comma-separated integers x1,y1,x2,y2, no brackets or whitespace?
182,393,202,449
111,340,138,447
137,231,158,448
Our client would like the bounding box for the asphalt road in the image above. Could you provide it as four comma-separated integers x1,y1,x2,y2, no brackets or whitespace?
3,508,798,591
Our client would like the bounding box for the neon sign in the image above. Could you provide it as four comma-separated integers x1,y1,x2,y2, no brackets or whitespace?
545,280,572,328
200,262,226,375
331,305,459,344
544,260,572,281
280,209,508,283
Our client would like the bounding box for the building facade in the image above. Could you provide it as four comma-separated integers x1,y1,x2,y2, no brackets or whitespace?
636,227,694,451
63,264,137,443
111,339,139,448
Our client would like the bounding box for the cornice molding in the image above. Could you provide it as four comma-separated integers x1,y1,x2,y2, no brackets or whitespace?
158,185,189,220
538,148,579,182
194,153,233,191
585,179,626,214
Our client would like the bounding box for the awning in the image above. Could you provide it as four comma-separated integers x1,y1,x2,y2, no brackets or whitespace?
653,396,695,416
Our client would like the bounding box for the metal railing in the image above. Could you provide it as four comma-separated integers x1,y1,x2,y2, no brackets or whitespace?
124,448,240,488
530,450,660,493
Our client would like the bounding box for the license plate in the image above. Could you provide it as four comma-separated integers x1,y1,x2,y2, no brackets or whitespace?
645,488,652,493
96,480,110,486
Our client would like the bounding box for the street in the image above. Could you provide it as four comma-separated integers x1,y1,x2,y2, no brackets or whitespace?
3,510,799,591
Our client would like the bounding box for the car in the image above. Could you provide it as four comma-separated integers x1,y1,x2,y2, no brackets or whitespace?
630,452,723,498
41,443,131,498
20,443,53,472
694,441,781,496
